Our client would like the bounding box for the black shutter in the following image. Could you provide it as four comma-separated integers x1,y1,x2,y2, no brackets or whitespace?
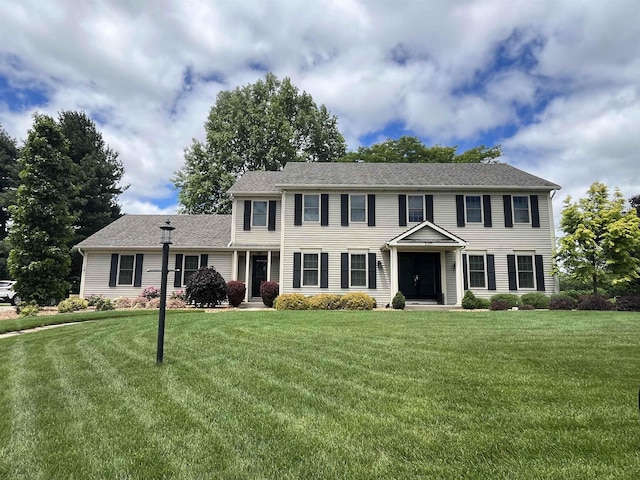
503,195,513,228
321,252,329,289
483,195,492,227
341,194,349,226
294,194,302,226
535,255,545,291
487,254,496,290
341,253,349,288
462,253,468,290
399,195,407,227
200,254,208,268
507,254,517,290
174,254,183,287
133,254,144,288
268,200,276,231
425,195,434,223
109,254,118,287
321,194,329,226
456,195,465,227
367,194,376,226
293,252,301,288
531,195,540,228
243,200,251,231
368,253,376,289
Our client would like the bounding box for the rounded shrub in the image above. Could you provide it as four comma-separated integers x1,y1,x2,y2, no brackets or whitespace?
520,292,550,309
461,290,477,309
226,281,246,307
185,267,227,307
146,297,161,309
577,294,615,311
475,297,490,309
260,281,279,307
57,297,89,313
115,297,133,309
519,304,535,310
340,292,376,310
130,297,148,309
489,299,512,311
95,297,115,311
140,286,159,300
392,291,406,310
489,293,520,309
548,293,576,310
615,294,640,312
18,302,40,317
308,294,342,310
166,298,187,309
274,293,309,310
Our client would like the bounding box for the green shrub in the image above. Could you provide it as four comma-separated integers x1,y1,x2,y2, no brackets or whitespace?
186,267,227,307
260,281,279,307
274,293,309,310
391,291,406,310
57,297,89,313
85,294,102,306
226,281,246,307
95,297,115,311
475,298,490,309
489,293,520,308
18,303,40,317
308,294,342,310
461,290,477,309
549,293,576,310
340,292,376,310
520,292,549,309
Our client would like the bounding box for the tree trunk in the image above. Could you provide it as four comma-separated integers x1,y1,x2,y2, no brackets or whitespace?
592,272,598,296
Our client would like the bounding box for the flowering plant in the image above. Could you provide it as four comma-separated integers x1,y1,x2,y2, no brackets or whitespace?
140,286,160,300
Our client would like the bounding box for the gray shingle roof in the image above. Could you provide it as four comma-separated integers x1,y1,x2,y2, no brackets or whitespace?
227,170,282,194
275,162,560,190
76,214,231,249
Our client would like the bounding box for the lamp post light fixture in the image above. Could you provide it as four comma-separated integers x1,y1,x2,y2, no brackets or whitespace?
156,219,175,364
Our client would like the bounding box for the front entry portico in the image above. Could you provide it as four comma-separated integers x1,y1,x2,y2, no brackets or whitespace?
398,252,442,302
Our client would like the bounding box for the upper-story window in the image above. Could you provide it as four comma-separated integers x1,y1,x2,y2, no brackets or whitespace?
465,196,482,223
252,201,267,227
350,195,366,222
408,195,424,222
304,195,320,222
513,196,530,223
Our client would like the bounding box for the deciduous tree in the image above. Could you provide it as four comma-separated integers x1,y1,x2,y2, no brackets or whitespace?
554,182,640,295
0,125,19,279
8,114,74,305
174,73,346,214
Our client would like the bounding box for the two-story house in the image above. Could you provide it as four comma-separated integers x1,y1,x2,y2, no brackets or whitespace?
76,162,561,306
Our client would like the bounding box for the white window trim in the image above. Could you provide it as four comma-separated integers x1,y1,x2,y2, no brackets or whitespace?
117,254,136,286
515,252,536,290
465,195,483,224
349,251,368,288
466,252,487,289
302,251,320,287
303,194,320,223
252,200,268,228
512,196,531,224
407,195,425,223
350,194,367,223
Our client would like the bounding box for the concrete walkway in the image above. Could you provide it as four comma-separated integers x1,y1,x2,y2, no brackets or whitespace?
0,321,86,340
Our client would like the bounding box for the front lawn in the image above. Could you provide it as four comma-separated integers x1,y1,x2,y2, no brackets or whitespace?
1,310,639,479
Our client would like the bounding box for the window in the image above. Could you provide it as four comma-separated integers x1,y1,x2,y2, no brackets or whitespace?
466,196,482,223
304,195,319,222
252,201,267,226
303,253,319,286
513,196,530,223
468,255,486,288
350,254,367,287
408,195,424,222
118,255,135,285
350,195,366,222
183,255,199,284
517,255,535,289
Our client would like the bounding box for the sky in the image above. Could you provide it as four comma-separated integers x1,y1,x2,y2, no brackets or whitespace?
1,0,639,224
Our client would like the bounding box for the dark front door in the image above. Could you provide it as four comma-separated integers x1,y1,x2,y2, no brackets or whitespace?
398,252,442,301
251,255,268,297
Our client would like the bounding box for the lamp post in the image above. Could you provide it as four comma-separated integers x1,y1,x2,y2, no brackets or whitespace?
157,220,175,364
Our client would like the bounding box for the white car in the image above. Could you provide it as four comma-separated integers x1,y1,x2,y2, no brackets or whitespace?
0,280,19,305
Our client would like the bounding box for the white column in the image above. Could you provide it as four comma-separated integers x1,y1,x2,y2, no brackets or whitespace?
440,251,446,305
267,250,272,283
279,190,286,289
390,247,398,296
244,250,251,302
456,248,464,306
232,250,238,281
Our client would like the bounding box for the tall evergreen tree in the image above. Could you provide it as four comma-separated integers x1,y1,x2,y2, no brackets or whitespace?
57,111,125,291
0,125,20,279
8,114,74,305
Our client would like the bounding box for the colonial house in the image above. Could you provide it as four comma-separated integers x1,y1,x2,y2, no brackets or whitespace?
76,162,561,306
